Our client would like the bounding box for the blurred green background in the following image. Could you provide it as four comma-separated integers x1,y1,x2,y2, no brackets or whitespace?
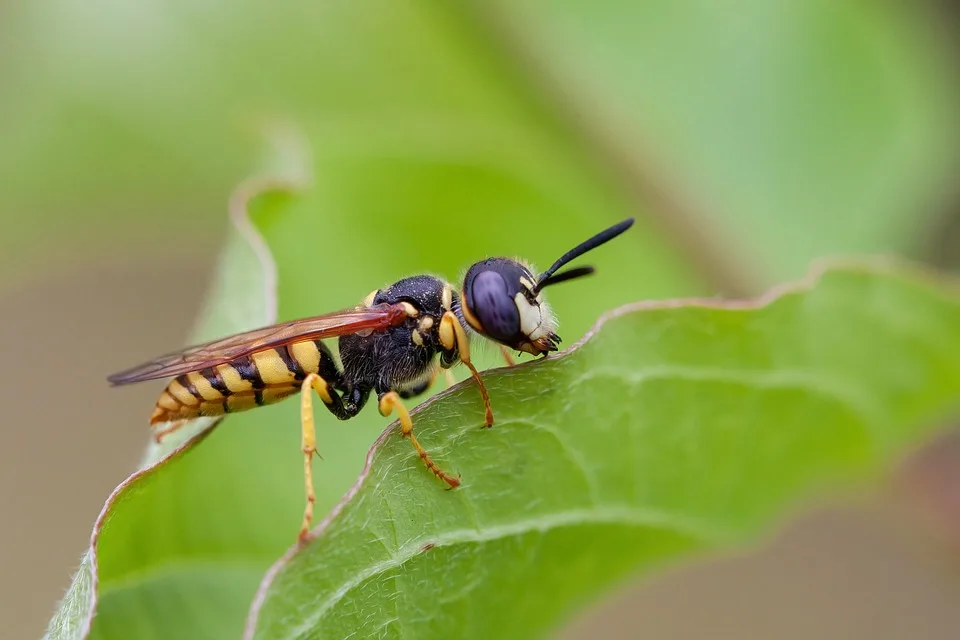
2,0,959,638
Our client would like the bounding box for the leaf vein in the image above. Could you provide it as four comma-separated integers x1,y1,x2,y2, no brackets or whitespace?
511,417,603,505
282,506,719,639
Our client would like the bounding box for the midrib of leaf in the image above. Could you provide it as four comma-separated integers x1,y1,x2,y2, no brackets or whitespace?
285,506,718,639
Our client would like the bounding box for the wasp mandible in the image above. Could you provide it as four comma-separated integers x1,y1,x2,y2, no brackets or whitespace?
109,218,634,542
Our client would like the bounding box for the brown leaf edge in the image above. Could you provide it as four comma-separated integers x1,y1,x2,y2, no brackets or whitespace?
243,254,960,639
46,160,307,639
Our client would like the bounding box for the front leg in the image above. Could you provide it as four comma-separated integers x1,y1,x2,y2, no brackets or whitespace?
439,311,494,427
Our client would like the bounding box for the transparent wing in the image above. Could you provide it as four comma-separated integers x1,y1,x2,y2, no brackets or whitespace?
107,303,408,385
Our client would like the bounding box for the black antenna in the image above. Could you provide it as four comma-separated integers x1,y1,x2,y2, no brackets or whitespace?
534,218,634,292
536,265,595,290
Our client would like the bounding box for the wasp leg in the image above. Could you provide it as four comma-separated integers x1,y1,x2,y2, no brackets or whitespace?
439,311,493,427
499,345,517,367
298,371,348,544
379,391,460,488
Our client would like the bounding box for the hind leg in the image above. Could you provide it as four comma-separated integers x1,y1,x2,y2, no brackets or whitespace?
297,372,354,544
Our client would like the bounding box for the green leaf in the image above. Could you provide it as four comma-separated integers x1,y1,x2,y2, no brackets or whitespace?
43,133,302,640
246,260,960,640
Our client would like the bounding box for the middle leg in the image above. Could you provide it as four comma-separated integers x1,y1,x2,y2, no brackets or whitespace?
379,391,460,488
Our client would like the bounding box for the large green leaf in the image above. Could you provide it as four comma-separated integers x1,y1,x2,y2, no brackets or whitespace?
244,260,960,639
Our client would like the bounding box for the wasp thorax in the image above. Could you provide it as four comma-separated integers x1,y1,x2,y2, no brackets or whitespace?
461,257,559,355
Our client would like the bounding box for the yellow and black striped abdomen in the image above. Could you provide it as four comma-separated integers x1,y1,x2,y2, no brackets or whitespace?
149,339,336,424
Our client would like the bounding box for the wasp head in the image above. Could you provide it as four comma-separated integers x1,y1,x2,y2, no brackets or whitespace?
460,258,560,356
459,218,635,357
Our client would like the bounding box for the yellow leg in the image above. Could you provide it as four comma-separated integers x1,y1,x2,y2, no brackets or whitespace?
380,391,460,488
298,372,334,544
152,419,189,443
499,345,517,367
439,311,494,427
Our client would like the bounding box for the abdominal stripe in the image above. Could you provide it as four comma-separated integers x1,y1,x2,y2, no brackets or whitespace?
201,367,230,395
276,345,305,379
232,355,265,388
176,374,202,400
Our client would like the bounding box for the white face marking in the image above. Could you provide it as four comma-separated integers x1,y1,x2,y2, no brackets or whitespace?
419,316,434,331
516,275,550,340
400,301,419,317
441,285,453,311
411,329,424,347
362,289,378,307
514,293,542,337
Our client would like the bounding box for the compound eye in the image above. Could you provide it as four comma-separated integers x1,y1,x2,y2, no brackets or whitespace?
470,270,520,342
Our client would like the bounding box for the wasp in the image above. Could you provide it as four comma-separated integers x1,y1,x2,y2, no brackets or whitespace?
109,218,634,542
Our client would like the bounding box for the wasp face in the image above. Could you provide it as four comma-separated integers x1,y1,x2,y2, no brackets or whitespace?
460,258,560,356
